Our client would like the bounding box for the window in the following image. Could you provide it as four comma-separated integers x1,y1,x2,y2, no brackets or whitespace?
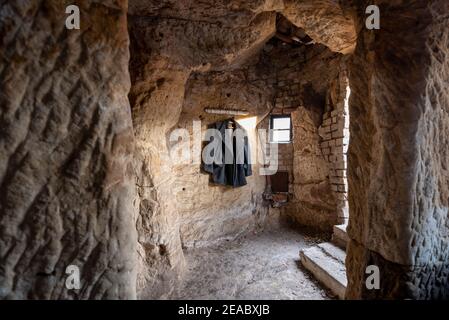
270,115,292,143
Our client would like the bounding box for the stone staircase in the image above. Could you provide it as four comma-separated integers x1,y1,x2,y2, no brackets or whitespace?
331,223,349,250
299,224,348,299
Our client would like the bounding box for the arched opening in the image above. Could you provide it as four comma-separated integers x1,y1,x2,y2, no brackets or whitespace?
127,4,356,298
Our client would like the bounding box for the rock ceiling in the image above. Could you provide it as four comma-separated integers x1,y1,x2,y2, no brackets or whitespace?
128,0,357,72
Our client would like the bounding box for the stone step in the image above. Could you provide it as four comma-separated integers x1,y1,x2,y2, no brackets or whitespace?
317,242,346,264
299,242,347,299
332,223,349,250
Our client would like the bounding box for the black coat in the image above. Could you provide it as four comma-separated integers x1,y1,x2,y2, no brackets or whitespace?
203,119,252,187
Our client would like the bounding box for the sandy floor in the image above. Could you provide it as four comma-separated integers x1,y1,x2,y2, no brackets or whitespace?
169,227,332,300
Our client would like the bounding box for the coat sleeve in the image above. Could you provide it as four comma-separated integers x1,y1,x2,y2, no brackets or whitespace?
203,121,223,175
244,134,252,177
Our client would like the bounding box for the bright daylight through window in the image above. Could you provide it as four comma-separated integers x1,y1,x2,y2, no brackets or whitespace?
270,115,292,143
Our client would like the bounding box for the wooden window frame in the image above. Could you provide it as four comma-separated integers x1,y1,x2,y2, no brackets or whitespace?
270,114,292,143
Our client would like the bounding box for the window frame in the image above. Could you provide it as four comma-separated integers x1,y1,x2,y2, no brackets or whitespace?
269,114,292,144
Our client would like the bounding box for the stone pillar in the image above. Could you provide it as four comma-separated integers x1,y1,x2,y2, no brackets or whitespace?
346,0,449,299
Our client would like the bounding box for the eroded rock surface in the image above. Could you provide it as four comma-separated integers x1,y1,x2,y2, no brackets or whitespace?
0,0,136,299
282,0,356,54
346,0,449,299
175,65,276,248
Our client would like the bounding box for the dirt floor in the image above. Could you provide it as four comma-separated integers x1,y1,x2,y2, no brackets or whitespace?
169,227,333,300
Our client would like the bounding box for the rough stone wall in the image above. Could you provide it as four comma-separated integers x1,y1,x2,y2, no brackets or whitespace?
346,0,449,299
318,69,350,224
282,0,357,54
0,0,137,299
268,44,301,193
288,107,336,231
268,43,343,232
274,143,294,187
128,17,190,296
173,62,276,248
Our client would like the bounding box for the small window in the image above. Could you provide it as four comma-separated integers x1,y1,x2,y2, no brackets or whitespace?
270,115,292,143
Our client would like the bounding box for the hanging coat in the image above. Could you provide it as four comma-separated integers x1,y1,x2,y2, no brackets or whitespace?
203,119,252,187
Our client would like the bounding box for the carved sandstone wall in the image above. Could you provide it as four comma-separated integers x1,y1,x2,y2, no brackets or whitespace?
346,0,449,299
0,0,137,299
175,64,276,248
127,0,356,295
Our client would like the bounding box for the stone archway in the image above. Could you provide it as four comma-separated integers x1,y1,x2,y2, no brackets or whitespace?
126,0,358,299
